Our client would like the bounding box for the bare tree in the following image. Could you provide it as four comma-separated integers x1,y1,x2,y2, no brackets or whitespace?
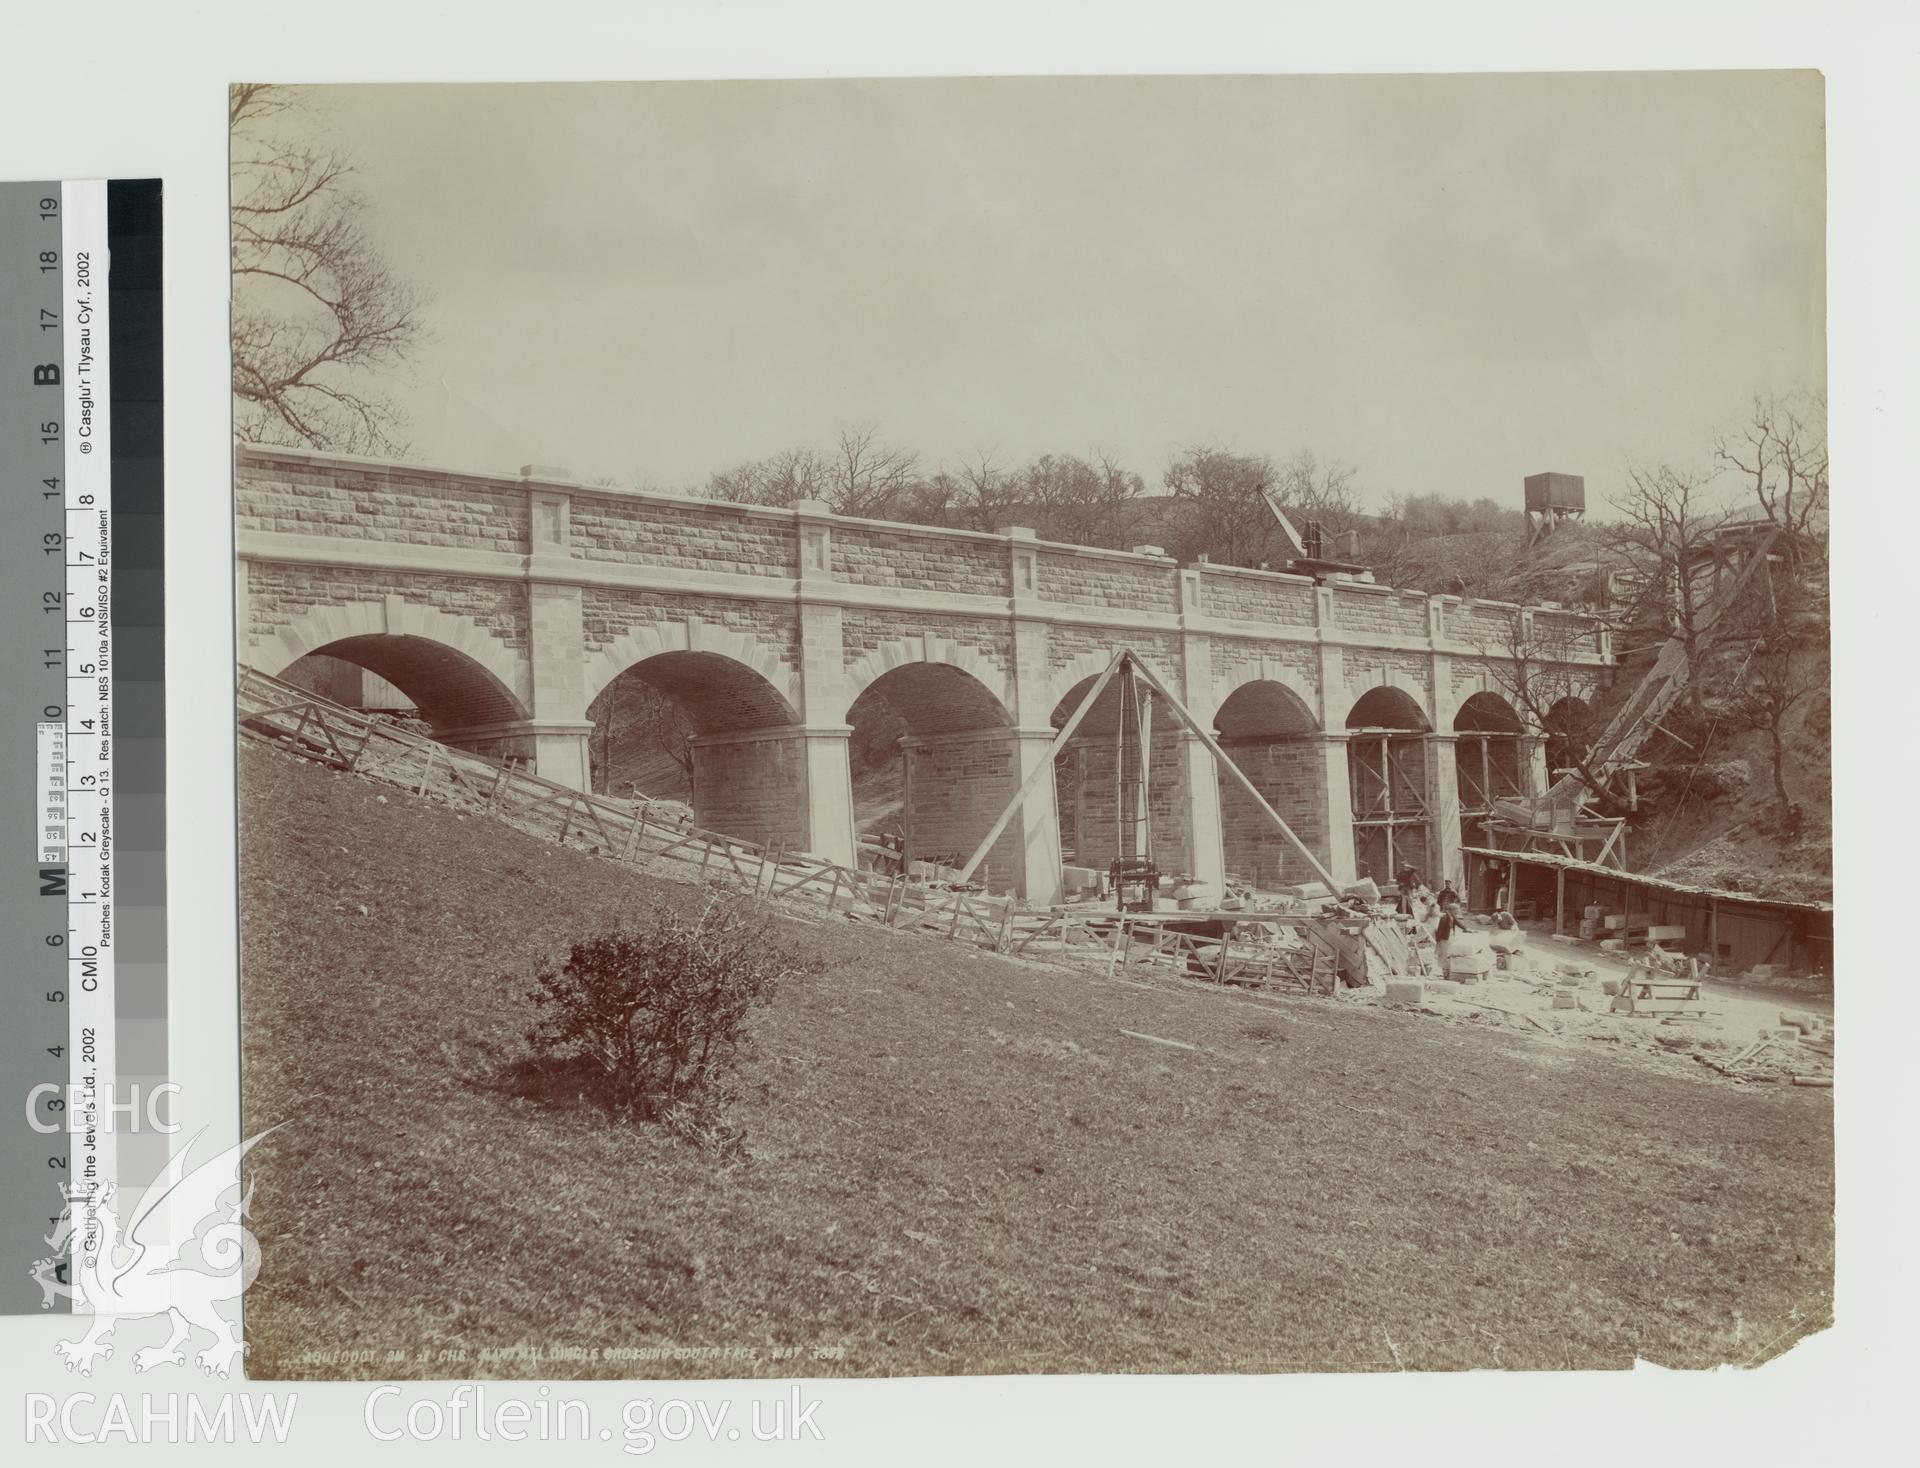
1163,445,1283,567
912,454,990,531
629,686,696,785
700,446,827,506
1724,535,1827,817
1715,391,1829,535
1606,462,1730,719
1019,451,1145,548
1090,450,1149,543
822,423,922,518
1164,443,1360,567
590,674,695,799
937,445,1026,532
1478,608,1625,815
230,84,426,454
1730,632,1809,817
1272,446,1361,536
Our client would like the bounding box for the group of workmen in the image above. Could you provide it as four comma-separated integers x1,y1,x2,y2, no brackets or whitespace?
1393,862,1517,969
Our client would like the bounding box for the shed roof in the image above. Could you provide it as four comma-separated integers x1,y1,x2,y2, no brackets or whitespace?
1460,845,1833,916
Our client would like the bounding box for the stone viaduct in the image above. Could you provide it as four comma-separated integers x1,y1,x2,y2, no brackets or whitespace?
236,446,1611,907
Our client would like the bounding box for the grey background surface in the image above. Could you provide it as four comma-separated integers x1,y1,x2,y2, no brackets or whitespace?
0,180,72,1312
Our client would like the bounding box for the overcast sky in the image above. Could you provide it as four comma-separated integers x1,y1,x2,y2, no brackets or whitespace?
294,72,1825,509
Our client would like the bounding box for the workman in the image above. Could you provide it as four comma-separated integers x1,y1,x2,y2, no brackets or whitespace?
1435,900,1469,967
1394,864,1420,915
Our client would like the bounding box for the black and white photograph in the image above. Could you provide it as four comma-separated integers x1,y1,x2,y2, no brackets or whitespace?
230,73,1833,1379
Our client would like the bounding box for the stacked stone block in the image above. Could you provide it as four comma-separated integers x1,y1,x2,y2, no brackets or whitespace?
690,734,810,852
1035,550,1179,613
901,734,1024,890
1330,586,1431,639
834,524,1006,597
570,495,797,577
236,452,530,552
1195,569,1318,626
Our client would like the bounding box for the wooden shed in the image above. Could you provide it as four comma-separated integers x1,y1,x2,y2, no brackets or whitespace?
1461,845,1833,978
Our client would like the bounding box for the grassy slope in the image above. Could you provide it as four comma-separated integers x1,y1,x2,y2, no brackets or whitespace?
239,743,1832,1380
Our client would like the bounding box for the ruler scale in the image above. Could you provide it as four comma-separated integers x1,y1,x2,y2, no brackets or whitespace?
62,180,116,1313
3,179,164,1314
4,180,74,1311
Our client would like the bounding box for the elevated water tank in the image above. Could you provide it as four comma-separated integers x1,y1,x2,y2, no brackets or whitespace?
1524,472,1586,514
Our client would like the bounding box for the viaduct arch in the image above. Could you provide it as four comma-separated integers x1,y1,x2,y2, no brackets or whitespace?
238,446,1610,904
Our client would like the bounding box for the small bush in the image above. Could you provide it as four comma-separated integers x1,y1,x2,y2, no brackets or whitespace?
521,896,823,1136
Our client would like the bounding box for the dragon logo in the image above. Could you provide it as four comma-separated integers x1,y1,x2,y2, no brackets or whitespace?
33,1127,275,1379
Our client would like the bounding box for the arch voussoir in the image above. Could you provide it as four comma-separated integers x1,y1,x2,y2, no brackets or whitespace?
260,596,530,709
584,619,800,713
